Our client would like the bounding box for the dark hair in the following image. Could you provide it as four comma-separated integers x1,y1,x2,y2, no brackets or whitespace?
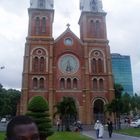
6,115,35,139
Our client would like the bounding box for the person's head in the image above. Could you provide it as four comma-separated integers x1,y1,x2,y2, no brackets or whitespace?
96,120,99,123
6,115,40,140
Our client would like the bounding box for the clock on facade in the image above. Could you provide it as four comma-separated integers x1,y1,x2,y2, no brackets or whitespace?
58,54,79,74
64,38,73,46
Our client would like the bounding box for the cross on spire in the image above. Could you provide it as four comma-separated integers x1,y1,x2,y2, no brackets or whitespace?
66,23,70,28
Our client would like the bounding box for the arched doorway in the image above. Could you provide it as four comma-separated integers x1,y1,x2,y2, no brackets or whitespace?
93,99,105,123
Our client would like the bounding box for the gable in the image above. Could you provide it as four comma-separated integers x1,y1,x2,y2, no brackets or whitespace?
54,28,82,45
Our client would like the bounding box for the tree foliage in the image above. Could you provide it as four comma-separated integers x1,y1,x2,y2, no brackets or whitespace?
54,96,77,131
105,83,140,129
26,96,53,139
0,84,21,117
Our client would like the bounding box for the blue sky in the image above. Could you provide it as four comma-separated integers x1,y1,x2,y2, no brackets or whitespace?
0,0,140,94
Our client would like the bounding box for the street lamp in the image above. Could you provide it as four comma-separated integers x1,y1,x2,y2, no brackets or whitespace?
0,66,5,70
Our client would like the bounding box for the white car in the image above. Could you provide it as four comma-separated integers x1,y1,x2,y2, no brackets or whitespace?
0,118,6,123
130,119,140,128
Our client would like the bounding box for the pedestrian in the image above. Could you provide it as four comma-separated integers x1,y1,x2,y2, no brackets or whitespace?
56,118,60,131
107,118,113,138
98,123,104,138
94,120,101,138
128,118,131,128
77,120,83,132
5,115,40,140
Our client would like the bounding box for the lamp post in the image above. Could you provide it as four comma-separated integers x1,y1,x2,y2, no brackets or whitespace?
0,66,5,70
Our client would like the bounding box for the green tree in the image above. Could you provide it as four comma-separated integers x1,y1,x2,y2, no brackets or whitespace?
130,94,140,116
105,84,124,129
26,96,53,140
121,93,131,114
114,83,124,98
54,96,77,131
0,84,21,117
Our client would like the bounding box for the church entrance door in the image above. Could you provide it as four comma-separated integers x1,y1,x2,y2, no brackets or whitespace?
93,99,105,123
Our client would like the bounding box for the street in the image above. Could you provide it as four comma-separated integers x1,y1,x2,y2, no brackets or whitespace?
82,130,140,140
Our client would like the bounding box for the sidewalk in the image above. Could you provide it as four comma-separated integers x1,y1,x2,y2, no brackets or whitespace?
82,130,140,140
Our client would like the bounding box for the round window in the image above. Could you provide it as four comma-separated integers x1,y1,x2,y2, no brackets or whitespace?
64,38,73,46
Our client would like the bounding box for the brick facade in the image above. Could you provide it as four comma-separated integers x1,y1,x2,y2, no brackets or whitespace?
19,4,114,124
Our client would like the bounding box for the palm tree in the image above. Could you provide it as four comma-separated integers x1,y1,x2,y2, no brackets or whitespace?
54,96,77,131
105,84,124,129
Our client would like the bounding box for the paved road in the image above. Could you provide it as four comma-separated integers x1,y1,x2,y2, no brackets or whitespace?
82,130,140,140
0,122,7,131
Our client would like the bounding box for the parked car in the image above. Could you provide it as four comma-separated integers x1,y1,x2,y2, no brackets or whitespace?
0,118,6,123
130,119,140,128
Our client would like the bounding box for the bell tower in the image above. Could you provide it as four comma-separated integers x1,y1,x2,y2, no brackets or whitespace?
79,0,107,40
28,0,54,37
19,0,54,115
79,0,114,123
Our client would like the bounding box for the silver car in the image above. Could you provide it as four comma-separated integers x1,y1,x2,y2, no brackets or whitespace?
130,119,140,128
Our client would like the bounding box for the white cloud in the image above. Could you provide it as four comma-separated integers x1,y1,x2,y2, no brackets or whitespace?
0,0,140,94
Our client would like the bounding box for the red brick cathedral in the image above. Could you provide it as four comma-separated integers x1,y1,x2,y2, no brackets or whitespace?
19,0,114,124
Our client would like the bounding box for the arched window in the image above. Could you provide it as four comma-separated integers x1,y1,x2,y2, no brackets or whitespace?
39,78,44,89
35,17,40,35
91,58,97,73
99,79,104,91
73,78,78,89
60,78,65,89
95,20,100,37
38,0,45,8
93,79,97,91
40,57,45,72
33,78,38,89
90,20,94,36
33,57,39,72
42,17,46,33
67,78,71,89
98,59,103,73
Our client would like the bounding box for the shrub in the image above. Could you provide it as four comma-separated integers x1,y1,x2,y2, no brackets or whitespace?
26,96,53,139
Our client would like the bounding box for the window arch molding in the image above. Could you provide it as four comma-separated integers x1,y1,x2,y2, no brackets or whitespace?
59,77,79,90
59,77,66,89
42,17,47,33
32,76,46,81
99,78,104,91
88,18,101,23
39,77,45,89
72,77,79,89
91,77,105,91
92,97,108,106
34,16,40,35
89,49,106,73
30,46,48,56
30,47,48,72
32,76,46,90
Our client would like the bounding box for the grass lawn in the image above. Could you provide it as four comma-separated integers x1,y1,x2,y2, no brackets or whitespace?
115,128,140,137
0,132,5,140
0,132,92,140
48,132,92,140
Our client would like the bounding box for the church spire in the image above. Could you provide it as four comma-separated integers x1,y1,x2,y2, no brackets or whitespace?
80,0,103,12
30,0,54,9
